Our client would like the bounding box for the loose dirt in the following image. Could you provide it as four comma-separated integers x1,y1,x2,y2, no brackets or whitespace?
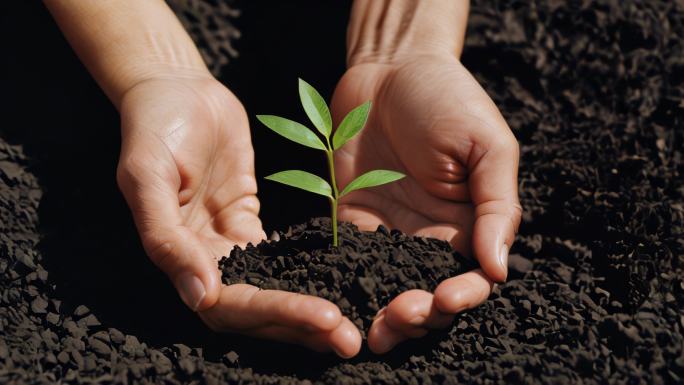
1,0,682,384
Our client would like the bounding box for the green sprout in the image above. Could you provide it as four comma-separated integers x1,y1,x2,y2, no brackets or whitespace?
257,79,405,247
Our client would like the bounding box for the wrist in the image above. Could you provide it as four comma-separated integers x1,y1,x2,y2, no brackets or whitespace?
346,0,469,67
104,27,213,108
347,48,457,71
45,0,211,109
113,60,213,108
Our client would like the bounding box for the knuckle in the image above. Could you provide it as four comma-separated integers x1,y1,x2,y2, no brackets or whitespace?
434,284,465,313
137,226,181,269
235,194,261,215
511,203,524,229
385,290,426,325
384,306,411,330
492,131,519,156
115,156,144,193
115,161,132,192
142,234,176,267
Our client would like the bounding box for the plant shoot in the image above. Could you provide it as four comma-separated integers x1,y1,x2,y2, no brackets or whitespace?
257,79,405,246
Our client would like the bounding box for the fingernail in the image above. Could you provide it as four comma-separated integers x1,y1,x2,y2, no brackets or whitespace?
177,274,206,311
499,243,509,281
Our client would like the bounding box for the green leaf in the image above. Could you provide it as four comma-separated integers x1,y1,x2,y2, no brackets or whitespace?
340,170,405,197
265,170,333,198
298,78,332,139
332,101,371,150
256,115,326,151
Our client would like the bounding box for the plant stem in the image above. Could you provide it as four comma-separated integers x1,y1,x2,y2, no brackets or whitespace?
330,197,338,246
325,143,340,246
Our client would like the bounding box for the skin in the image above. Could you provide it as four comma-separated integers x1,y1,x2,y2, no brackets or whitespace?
332,57,521,353
117,76,361,357
334,0,522,353
44,0,520,357
44,0,361,358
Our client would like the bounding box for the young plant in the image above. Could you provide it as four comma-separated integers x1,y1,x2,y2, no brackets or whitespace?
257,79,405,247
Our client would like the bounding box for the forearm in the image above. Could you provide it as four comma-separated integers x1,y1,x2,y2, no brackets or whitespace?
44,0,210,109
347,0,469,67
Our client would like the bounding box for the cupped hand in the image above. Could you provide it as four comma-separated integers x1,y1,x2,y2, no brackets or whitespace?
117,74,361,357
331,54,522,353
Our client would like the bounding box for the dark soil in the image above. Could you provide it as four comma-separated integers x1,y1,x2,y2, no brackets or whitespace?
220,218,478,333
1,0,683,384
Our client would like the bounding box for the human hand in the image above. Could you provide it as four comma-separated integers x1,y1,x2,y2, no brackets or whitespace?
331,54,522,353
45,0,361,358
117,74,361,357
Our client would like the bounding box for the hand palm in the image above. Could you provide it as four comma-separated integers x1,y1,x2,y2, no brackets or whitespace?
175,107,264,258
118,77,361,357
119,77,264,264
332,57,491,253
331,56,519,353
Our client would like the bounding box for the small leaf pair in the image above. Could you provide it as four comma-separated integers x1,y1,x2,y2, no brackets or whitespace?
257,78,405,246
297,78,372,151
256,79,371,152
265,169,405,200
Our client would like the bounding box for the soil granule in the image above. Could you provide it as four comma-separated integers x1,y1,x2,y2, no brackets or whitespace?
1,0,683,384
220,218,478,333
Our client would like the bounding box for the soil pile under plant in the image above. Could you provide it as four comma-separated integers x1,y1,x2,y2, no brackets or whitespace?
220,218,478,333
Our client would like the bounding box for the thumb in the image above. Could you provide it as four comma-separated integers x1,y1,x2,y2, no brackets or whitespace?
116,147,220,311
143,226,221,312
468,131,522,283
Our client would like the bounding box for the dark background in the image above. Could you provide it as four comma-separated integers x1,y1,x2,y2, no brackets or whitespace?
227,0,351,230
2,0,683,382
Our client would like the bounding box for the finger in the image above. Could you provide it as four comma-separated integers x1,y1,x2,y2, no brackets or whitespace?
209,195,266,244
241,316,362,358
468,129,522,282
368,290,457,355
116,137,220,311
383,290,454,337
368,271,493,355
423,179,470,202
433,269,494,314
239,325,332,353
327,317,363,358
367,311,408,354
200,284,343,332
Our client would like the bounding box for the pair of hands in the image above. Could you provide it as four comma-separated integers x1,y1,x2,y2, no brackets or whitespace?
116,54,521,358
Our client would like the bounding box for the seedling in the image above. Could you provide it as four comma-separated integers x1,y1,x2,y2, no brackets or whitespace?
257,79,405,246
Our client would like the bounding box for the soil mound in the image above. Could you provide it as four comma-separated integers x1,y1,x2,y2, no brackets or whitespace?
221,218,478,333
